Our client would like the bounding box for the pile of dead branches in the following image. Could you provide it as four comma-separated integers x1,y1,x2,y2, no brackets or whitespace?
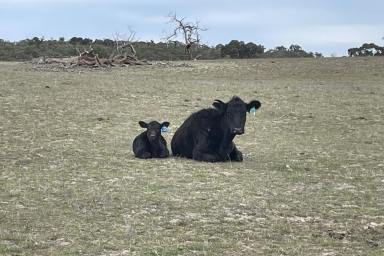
33,42,150,67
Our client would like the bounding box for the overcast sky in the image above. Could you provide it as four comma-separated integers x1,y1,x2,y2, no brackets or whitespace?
1,0,383,56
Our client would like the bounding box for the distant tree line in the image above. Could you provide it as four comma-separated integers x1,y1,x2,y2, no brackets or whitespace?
218,40,265,58
264,45,323,58
0,36,322,61
218,40,322,58
348,43,384,57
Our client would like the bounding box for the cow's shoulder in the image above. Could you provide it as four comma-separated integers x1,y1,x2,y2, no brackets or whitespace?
184,108,220,136
190,108,220,122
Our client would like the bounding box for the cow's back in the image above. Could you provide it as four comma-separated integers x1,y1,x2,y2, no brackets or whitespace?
171,108,219,158
171,114,196,157
132,132,149,156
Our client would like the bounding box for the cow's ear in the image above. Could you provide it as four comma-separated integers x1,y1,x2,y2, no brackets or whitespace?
161,122,169,132
139,121,148,128
247,100,261,112
212,99,227,114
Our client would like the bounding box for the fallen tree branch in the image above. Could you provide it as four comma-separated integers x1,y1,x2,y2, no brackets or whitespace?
32,43,150,68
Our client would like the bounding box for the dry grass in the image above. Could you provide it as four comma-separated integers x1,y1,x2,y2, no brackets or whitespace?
1,57,384,255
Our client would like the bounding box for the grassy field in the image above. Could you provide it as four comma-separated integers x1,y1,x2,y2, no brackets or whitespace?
1,57,384,255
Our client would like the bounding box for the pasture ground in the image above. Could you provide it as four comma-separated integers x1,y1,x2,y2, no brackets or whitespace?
1,57,384,255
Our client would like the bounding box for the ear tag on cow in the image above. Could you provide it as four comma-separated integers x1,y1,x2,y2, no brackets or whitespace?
161,126,168,133
250,107,257,116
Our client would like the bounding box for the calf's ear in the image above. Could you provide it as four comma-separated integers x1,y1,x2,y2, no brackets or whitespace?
247,100,261,112
212,99,227,114
161,122,170,128
139,121,148,128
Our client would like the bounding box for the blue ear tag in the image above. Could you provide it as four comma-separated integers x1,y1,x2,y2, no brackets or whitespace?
161,126,168,133
250,107,257,116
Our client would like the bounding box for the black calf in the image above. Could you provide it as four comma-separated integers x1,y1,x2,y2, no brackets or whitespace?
132,121,170,159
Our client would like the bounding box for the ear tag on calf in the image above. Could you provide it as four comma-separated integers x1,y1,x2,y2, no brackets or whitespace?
161,126,168,133
250,106,257,116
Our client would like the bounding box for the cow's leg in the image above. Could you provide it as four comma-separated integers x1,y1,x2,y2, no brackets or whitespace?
150,139,169,158
229,143,243,162
134,139,152,159
191,137,224,162
136,150,152,159
157,146,169,158
193,150,219,162
192,147,220,162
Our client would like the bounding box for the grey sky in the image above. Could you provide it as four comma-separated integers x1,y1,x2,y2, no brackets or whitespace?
1,0,383,56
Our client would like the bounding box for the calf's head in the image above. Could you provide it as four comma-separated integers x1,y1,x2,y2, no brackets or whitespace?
213,96,261,135
139,121,170,141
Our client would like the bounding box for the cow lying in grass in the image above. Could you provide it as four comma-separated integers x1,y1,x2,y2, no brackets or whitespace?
133,121,170,159
171,96,261,162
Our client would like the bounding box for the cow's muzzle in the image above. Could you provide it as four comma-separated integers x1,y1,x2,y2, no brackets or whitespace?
148,133,157,140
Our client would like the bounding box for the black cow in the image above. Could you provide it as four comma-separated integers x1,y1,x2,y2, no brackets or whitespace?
171,96,261,162
132,121,170,159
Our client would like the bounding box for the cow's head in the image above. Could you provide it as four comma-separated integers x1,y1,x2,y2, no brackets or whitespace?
213,96,261,135
139,121,170,141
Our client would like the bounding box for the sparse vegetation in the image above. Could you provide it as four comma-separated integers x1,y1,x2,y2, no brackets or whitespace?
0,37,319,62
348,43,384,57
1,57,384,255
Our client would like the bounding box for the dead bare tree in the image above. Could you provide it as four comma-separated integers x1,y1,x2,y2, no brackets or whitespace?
109,29,141,65
166,13,206,60
113,29,137,56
